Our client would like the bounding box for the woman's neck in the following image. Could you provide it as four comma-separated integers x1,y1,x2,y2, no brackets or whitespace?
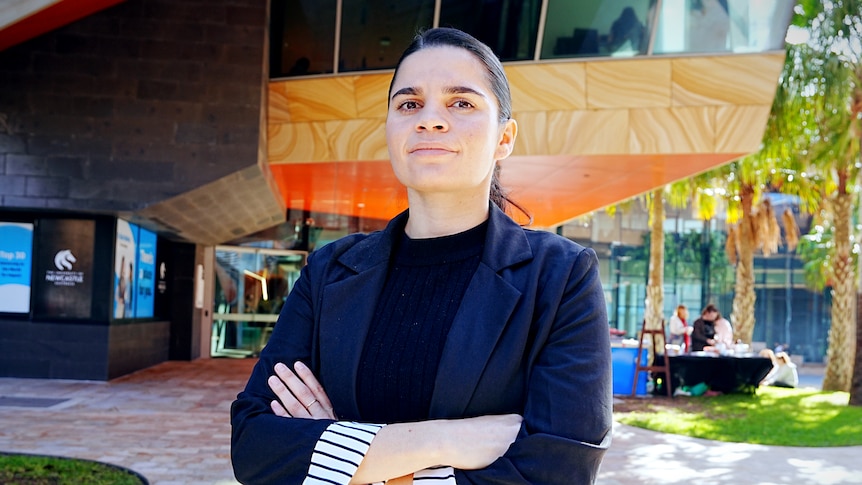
404,190,490,239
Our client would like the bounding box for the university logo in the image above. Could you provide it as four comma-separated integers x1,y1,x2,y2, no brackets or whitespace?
54,249,77,271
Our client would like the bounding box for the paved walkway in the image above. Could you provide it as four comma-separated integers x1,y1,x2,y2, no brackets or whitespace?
0,358,859,485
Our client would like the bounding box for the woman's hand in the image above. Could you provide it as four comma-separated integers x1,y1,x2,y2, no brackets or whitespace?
351,414,523,484
437,414,523,470
268,361,336,420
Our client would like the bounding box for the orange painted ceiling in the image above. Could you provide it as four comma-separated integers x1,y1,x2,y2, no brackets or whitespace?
271,152,743,229
0,0,125,52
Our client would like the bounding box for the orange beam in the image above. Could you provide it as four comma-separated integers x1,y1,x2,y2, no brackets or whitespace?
0,0,126,51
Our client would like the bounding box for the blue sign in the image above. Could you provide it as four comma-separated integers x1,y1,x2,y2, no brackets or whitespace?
114,219,138,319
114,219,158,319
0,222,34,313
134,228,157,318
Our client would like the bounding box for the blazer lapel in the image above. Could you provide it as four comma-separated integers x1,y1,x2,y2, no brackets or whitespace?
429,205,533,417
319,264,388,420
318,212,406,420
429,265,521,417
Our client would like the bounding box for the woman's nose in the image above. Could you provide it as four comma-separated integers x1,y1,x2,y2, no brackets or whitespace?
416,106,448,132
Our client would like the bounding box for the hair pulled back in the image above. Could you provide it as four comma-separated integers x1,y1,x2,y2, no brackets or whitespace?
389,28,529,221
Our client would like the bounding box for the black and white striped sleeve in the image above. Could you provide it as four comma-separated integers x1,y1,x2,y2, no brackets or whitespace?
414,466,456,484
302,421,385,485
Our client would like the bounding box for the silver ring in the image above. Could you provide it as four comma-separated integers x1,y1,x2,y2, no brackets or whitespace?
304,399,318,409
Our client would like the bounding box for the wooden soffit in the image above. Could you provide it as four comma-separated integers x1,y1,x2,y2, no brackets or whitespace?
268,52,785,228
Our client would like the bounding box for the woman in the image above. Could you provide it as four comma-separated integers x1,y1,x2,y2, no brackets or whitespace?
713,314,734,349
231,28,612,485
760,349,799,388
690,304,719,352
668,304,692,351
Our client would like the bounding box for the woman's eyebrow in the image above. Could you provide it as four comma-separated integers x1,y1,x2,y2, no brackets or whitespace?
391,85,485,100
391,86,420,100
444,85,485,98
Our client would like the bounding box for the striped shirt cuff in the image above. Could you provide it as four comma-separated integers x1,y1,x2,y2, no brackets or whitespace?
414,466,456,483
302,421,385,485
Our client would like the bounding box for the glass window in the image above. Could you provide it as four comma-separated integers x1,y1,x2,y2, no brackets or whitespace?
541,0,654,59
271,0,337,77
439,0,543,62
212,247,306,357
339,0,435,73
652,0,795,55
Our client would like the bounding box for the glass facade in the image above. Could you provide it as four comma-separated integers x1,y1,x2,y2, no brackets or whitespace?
271,0,794,78
440,0,542,62
652,0,795,54
339,0,435,72
541,0,654,59
561,199,830,364
270,0,337,77
212,246,306,357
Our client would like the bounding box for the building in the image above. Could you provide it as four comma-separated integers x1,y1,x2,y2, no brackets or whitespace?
0,0,795,379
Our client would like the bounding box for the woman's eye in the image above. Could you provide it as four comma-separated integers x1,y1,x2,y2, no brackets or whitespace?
452,100,474,109
398,100,420,111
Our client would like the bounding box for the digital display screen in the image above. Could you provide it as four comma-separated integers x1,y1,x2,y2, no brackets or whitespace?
0,222,34,313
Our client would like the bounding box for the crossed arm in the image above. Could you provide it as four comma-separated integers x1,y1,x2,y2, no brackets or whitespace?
268,361,522,484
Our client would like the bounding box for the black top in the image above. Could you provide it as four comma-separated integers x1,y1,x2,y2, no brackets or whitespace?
690,317,716,352
356,220,487,423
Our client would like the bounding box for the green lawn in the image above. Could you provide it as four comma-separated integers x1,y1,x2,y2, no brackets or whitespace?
614,386,862,447
0,453,145,485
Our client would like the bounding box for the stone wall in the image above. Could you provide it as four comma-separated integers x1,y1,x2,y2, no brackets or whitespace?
0,0,282,243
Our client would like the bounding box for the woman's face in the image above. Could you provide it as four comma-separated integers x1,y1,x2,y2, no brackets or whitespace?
385,46,516,197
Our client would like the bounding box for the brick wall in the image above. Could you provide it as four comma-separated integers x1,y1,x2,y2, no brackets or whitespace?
0,0,267,214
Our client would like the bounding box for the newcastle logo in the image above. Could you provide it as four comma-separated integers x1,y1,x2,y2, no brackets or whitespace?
46,249,84,287
54,249,77,270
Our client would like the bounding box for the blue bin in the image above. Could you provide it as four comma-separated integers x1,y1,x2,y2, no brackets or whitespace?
611,347,648,395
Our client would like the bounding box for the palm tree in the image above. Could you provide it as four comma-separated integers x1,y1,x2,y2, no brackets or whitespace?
769,0,861,393
696,160,785,345
644,189,665,334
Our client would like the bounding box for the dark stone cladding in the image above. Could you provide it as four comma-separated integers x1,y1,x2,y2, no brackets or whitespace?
0,318,170,380
0,0,267,214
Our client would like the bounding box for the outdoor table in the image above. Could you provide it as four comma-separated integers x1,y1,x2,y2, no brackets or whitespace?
662,353,774,394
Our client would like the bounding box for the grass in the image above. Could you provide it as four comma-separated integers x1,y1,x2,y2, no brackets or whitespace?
614,386,862,447
0,453,146,485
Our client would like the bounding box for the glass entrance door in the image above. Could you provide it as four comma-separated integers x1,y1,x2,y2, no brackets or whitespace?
212,246,306,357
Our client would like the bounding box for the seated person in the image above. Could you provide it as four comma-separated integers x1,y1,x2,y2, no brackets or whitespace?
690,304,719,352
760,349,798,388
713,314,734,349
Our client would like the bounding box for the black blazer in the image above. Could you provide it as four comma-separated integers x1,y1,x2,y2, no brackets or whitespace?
231,205,613,484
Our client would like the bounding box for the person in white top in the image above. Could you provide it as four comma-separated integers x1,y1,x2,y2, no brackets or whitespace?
713,313,734,348
760,349,799,388
668,304,692,352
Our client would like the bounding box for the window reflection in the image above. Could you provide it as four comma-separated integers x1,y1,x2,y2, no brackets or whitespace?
268,0,795,73
271,0,337,78
439,0,542,62
652,0,794,54
212,247,306,357
339,0,435,72
541,0,653,59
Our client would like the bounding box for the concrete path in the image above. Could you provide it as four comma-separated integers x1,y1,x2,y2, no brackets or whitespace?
0,358,858,485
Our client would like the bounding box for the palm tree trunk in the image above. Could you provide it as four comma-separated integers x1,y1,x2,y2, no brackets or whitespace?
823,190,856,392
731,185,756,344
851,290,862,404
646,190,664,334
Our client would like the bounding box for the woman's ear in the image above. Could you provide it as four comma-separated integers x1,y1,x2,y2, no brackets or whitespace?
495,118,518,161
